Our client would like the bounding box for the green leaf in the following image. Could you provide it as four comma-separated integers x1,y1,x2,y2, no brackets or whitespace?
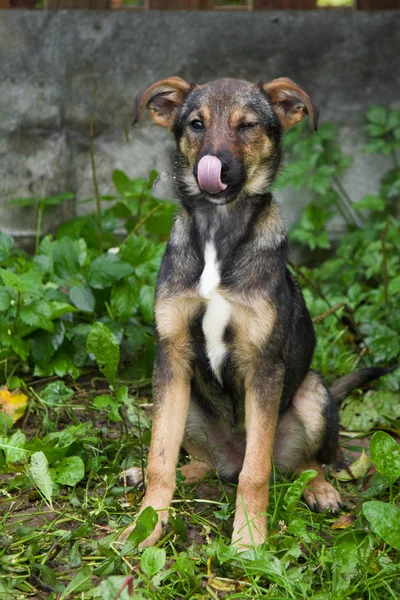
20,300,54,332
0,287,12,311
354,195,385,212
9,196,38,207
112,169,133,194
0,430,27,463
0,232,14,262
140,547,166,578
125,506,158,546
30,320,65,365
110,277,140,322
284,470,318,516
366,105,387,126
42,191,74,208
50,456,85,487
70,285,95,313
139,285,154,324
29,451,53,508
363,501,400,550
40,381,75,406
60,565,93,598
88,254,134,290
370,431,400,484
53,237,80,279
94,576,134,600
87,322,120,386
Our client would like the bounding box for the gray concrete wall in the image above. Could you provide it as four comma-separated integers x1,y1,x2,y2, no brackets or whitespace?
0,10,399,244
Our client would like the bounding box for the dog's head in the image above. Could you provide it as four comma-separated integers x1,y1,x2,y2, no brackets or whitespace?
134,77,318,206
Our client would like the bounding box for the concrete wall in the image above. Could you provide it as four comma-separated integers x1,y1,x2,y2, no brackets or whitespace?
0,10,399,245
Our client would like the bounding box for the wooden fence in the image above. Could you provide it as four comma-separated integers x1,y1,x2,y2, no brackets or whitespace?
1,0,399,10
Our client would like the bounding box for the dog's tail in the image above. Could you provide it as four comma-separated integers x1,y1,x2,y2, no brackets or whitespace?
329,366,397,405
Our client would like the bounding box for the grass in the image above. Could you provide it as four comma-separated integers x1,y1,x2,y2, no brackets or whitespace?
0,375,399,600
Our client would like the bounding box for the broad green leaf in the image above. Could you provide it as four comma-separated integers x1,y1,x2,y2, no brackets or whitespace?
0,287,11,311
112,169,133,194
70,285,95,312
0,430,27,463
140,547,166,578
139,285,154,325
29,451,53,508
60,565,93,598
30,320,65,364
53,237,80,279
354,195,385,212
20,300,54,332
363,501,400,550
125,506,158,546
370,431,400,484
284,469,318,515
95,576,134,600
88,254,134,289
87,322,120,386
111,277,140,321
0,232,14,262
50,456,85,487
40,381,75,406
366,105,387,126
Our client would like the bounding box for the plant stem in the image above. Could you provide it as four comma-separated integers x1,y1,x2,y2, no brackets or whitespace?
35,201,44,255
381,219,390,326
89,114,104,253
130,203,162,236
332,176,363,228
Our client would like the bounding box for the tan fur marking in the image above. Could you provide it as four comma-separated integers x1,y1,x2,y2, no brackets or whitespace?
292,371,327,450
155,294,202,378
222,292,276,378
232,389,281,548
120,377,191,547
254,200,286,247
179,459,212,484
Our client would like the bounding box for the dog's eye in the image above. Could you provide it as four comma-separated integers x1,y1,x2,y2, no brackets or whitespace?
239,122,258,130
191,120,204,131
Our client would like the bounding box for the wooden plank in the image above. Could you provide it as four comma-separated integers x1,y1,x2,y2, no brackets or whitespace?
253,0,317,8
44,0,111,8
148,0,213,8
355,0,399,8
0,0,10,7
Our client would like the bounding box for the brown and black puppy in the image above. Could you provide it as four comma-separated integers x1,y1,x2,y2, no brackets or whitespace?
121,76,387,549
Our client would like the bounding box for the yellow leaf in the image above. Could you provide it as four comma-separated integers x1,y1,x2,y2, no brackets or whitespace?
209,578,237,593
331,449,372,481
331,513,357,529
0,387,28,423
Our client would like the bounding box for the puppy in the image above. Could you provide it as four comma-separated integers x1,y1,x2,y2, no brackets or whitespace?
121,76,385,549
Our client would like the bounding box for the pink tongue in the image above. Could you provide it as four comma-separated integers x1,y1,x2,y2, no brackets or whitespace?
197,155,228,195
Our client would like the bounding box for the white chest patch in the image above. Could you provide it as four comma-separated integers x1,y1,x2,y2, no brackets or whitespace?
199,242,231,383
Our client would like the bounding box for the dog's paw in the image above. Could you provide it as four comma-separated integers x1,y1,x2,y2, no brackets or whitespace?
303,480,342,513
120,466,145,489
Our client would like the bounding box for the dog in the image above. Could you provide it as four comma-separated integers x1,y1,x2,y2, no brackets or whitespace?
120,76,390,549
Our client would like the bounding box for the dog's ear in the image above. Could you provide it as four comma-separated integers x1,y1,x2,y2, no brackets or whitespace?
134,76,192,129
262,78,319,131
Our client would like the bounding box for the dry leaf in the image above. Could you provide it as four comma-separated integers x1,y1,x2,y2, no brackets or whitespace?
209,577,237,593
331,513,357,529
332,449,372,481
0,386,28,423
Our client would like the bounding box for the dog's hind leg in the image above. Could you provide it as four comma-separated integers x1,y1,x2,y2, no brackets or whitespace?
274,370,341,512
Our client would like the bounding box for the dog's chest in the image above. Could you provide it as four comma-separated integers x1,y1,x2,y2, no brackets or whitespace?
198,242,231,384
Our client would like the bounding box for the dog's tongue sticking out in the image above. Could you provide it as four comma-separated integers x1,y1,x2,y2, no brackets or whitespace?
197,155,228,195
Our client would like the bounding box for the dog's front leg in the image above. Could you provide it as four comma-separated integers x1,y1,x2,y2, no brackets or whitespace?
121,349,191,547
232,371,283,549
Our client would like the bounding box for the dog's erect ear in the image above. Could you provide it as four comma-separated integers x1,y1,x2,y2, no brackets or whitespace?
134,76,192,129
262,78,319,131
